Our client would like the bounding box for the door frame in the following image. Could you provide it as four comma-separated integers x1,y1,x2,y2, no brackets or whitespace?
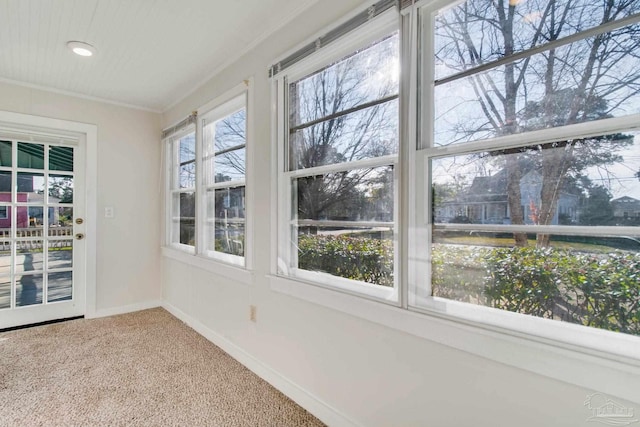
0,110,97,319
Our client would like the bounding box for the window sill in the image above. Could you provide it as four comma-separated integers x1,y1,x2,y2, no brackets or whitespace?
162,246,253,285
269,274,640,403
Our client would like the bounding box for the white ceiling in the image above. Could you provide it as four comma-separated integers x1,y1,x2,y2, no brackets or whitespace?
0,0,317,112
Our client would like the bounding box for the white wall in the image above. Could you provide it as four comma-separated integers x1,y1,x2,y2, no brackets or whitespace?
0,81,162,314
161,2,638,426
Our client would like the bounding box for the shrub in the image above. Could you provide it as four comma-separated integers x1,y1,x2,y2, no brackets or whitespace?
432,244,640,335
298,234,393,287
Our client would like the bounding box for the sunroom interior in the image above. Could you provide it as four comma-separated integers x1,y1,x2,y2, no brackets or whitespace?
0,0,638,426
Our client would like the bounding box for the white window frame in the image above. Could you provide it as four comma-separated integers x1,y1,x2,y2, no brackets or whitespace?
273,10,401,304
409,0,640,361
162,81,253,282
198,91,249,267
270,0,640,404
164,126,197,255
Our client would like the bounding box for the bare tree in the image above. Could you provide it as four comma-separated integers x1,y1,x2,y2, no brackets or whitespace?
290,34,399,225
436,0,640,246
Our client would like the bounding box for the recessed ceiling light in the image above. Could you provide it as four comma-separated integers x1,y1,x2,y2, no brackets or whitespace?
66,41,96,57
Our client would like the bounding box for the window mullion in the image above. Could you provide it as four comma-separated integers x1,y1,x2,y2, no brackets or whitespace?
205,180,246,191
290,94,399,132
285,155,398,179
422,113,640,158
195,118,204,256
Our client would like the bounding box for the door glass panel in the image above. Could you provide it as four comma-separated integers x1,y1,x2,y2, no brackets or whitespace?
49,240,72,269
0,171,11,194
18,172,45,202
17,143,45,169
0,141,11,166
0,276,9,309
48,175,73,204
16,274,43,306
47,271,72,303
49,146,74,172
0,241,11,275
15,206,45,232
0,207,11,239
16,241,44,273
48,207,73,235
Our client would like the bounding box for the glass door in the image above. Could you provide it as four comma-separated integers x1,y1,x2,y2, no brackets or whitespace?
0,137,85,328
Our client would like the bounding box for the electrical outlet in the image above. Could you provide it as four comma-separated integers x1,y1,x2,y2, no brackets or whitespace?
249,305,257,322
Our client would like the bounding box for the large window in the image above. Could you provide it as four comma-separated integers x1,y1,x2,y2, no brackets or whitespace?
276,17,400,300
165,86,250,268
201,94,247,264
167,130,196,250
416,0,640,336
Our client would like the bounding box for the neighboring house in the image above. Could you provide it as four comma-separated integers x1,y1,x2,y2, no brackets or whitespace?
436,169,579,225
0,172,61,230
611,196,640,220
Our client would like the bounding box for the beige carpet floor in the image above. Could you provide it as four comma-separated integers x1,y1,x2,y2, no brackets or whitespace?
0,308,325,427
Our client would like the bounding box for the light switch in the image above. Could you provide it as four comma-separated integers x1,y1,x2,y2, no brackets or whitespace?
105,207,114,218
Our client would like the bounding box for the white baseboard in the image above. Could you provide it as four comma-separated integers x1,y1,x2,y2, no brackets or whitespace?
162,302,359,427
89,300,162,319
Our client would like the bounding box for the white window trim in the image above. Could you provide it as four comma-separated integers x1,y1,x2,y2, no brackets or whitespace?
162,80,254,276
408,0,640,399
164,125,197,254
268,1,640,404
197,86,250,268
273,10,402,304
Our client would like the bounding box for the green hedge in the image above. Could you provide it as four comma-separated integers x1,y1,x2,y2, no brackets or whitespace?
296,233,640,335
298,234,393,287
433,245,640,335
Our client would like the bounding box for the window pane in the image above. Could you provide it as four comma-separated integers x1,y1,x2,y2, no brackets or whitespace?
47,271,72,303
16,241,44,273
17,143,44,169
431,231,640,335
49,240,72,269
290,99,398,170
433,0,640,81
14,206,45,230
0,171,10,193
17,172,45,205
297,227,394,287
295,166,394,222
432,131,640,227
203,109,246,184
433,22,640,146
290,33,399,127
171,192,195,246
0,242,10,275
16,274,43,307
205,186,245,257
49,207,73,232
48,175,73,204
213,149,245,183
178,133,196,189
213,109,246,153
49,146,74,172
0,141,11,167
0,276,9,309
0,207,10,233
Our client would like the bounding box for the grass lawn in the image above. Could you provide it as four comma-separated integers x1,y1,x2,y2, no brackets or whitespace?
435,235,620,253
